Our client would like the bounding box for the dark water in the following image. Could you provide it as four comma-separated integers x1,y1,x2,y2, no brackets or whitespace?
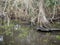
9,31,60,45
17,30,60,45
1,25,60,45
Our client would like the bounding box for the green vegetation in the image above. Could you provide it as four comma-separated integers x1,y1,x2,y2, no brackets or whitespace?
56,35,60,40
0,0,60,45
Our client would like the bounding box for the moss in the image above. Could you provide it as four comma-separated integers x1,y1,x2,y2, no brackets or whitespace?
56,35,60,40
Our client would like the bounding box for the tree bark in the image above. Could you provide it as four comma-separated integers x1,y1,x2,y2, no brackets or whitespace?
38,0,50,28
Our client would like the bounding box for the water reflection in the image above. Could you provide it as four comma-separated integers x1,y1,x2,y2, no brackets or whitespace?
1,25,60,45
13,30,60,45
0,35,3,41
14,24,21,30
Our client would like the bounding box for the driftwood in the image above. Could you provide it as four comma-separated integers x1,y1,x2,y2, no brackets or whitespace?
36,27,60,31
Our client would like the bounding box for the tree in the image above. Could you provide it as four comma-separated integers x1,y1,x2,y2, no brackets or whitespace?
37,0,51,28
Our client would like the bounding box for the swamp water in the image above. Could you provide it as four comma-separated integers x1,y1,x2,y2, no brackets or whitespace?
0,24,60,45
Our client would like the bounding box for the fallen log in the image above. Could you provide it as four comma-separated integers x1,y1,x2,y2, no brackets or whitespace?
36,27,60,31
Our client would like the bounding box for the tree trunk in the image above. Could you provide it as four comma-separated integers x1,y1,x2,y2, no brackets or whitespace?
38,0,50,28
